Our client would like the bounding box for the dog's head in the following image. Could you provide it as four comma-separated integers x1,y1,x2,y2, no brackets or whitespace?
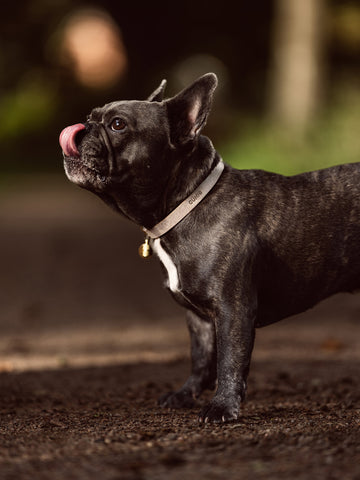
60,73,217,224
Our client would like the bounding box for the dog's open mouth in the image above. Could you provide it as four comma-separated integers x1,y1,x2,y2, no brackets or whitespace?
60,123,109,189
59,123,86,158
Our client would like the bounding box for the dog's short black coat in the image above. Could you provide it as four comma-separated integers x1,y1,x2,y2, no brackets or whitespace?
61,73,360,423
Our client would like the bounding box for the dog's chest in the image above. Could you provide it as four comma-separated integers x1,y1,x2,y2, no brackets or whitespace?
152,239,180,293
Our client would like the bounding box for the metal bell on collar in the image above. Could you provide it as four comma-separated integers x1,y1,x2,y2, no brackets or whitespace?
138,237,152,258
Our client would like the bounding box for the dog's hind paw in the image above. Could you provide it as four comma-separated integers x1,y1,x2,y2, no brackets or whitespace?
158,390,196,409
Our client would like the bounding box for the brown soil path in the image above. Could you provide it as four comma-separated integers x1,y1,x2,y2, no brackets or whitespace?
0,176,359,479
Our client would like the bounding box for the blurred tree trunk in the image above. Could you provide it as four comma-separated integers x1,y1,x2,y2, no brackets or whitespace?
268,0,326,134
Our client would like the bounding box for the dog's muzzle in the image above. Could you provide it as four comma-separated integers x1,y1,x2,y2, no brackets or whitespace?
97,123,116,174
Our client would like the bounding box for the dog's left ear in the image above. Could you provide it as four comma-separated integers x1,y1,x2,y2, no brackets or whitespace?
166,73,218,145
147,79,167,102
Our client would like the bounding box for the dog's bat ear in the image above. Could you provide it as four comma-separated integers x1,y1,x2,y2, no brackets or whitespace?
166,73,218,145
147,79,167,102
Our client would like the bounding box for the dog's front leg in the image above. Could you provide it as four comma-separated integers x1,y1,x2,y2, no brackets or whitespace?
198,300,256,424
158,310,217,408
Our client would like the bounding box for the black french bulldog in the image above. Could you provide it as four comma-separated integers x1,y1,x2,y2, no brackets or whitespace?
60,73,360,423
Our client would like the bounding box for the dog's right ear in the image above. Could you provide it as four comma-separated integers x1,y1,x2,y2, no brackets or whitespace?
147,79,167,102
166,73,218,146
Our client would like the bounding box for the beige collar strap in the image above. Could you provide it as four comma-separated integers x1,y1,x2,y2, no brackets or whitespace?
143,160,224,239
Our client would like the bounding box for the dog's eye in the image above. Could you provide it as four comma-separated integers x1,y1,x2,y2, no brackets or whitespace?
111,118,126,131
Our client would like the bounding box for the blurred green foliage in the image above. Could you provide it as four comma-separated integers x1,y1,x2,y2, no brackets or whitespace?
0,0,359,177
0,74,58,141
221,89,360,175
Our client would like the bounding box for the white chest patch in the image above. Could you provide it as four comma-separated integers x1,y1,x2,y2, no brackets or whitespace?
152,239,180,293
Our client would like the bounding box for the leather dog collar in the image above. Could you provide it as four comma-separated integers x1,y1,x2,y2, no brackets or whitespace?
143,160,224,240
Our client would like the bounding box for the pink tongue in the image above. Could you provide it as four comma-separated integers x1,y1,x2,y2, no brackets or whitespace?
59,123,86,157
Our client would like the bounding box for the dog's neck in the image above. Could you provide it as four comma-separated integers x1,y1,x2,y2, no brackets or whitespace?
102,136,219,230
161,136,219,217
143,159,224,239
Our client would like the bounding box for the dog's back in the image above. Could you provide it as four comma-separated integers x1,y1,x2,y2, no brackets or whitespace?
226,163,360,325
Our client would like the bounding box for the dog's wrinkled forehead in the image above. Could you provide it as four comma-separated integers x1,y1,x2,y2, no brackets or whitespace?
89,100,165,130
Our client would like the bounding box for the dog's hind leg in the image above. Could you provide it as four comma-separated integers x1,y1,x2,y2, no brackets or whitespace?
158,310,217,409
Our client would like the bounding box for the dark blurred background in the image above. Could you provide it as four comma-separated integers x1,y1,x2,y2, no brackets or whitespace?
0,0,360,368
1,0,359,174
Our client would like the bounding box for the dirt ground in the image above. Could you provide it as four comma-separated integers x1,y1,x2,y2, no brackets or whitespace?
0,176,359,480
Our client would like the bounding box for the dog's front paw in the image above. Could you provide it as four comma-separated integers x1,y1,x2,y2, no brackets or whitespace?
158,389,196,409
198,399,240,424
